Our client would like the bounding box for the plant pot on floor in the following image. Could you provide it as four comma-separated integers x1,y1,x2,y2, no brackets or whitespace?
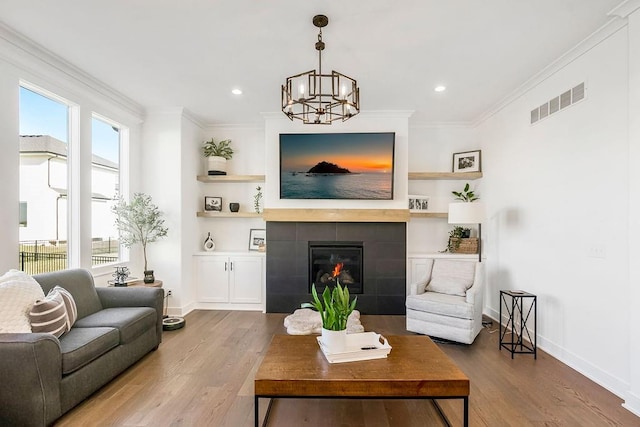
207,156,227,175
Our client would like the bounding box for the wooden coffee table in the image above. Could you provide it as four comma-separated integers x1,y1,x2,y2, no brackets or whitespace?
254,335,469,426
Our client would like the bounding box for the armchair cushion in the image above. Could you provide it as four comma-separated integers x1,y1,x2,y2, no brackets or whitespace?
406,291,474,319
426,259,476,296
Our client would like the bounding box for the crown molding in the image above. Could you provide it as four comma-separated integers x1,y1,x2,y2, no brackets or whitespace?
0,22,144,121
608,0,640,18
472,17,627,127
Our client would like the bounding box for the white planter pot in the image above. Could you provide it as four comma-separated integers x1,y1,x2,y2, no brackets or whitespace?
207,156,227,175
321,328,347,353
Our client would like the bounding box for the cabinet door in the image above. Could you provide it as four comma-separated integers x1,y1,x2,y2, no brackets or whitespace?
195,256,229,302
229,256,263,304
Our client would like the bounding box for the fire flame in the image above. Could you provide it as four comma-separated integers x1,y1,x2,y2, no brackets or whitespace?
332,262,344,278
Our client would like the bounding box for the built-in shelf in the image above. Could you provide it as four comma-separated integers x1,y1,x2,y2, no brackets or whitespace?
197,212,262,218
197,174,265,183
408,172,483,180
409,212,448,218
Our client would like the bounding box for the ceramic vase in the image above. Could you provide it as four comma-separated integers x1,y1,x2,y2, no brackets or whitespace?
207,156,227,175
203,232,215,251
321,328,347,353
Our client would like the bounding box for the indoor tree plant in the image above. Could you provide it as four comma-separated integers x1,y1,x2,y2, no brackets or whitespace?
302,281,357,352
202,138,233,175
112,193,168,283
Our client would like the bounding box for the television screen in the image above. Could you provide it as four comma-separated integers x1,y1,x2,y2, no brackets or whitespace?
279,132,395,200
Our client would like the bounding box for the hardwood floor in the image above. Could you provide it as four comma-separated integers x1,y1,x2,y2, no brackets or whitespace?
56,311,639,426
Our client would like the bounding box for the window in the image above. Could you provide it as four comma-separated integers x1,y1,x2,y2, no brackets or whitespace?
18,85,70,274
91,115,121,266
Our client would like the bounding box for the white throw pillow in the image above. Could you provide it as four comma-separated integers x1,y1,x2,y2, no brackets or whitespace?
0,270,45,333
426,260,476,297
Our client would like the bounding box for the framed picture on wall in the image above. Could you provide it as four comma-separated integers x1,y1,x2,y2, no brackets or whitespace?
249,229,266,251
452,150,482,173
204,196,222,211
408,195,431,212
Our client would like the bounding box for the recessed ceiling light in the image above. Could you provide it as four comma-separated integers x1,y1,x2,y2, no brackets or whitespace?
232,88,243,95
434,85,446,92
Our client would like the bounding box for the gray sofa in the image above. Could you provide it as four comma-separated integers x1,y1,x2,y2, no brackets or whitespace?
0,268,164,426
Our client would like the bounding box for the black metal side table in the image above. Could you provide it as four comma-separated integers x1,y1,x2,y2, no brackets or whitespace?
499,290,537,359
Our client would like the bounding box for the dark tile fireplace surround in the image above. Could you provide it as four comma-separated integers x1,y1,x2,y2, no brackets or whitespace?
266,222,406,315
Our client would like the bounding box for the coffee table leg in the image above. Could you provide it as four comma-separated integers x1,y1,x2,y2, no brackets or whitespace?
254,396,259,427
463,396,469,427
255,396,275,427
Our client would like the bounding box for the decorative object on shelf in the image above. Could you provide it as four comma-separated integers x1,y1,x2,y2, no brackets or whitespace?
143,270,155,284
229,202,240,212
451,182,479,202
112,266,130,287
281,14,359,124
248,228,266,251
202,138,233,175
112,193,168,283
204,196,222,212
408,195,430,212
449,183,484,261
445,226,478,254
203,232,215,251
452,150,482,173
254,186,263,213
301,281,357,353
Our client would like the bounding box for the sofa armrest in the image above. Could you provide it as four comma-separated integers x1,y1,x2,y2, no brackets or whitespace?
466,262,485,305
96,287,164,345
0,333,62,426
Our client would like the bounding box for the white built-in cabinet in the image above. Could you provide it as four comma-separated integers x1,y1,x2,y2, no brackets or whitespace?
194,252,265,311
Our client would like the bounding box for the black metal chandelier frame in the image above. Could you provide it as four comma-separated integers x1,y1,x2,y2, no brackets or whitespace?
281,15,360,124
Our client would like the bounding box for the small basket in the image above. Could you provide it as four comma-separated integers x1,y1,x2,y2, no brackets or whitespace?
449,237,478,254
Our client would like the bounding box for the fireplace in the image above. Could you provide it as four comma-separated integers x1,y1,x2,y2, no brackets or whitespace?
266,222,407,314
309,242,363,294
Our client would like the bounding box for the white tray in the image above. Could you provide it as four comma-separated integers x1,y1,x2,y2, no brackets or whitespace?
317,332,392,364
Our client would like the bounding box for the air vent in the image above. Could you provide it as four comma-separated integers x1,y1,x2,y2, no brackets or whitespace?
531,82,586,124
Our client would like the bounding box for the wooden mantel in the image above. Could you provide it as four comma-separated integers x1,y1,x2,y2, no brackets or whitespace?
262,208,410,222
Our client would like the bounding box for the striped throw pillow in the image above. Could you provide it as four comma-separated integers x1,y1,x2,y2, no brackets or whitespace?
29,291,69,338
52,286,78,329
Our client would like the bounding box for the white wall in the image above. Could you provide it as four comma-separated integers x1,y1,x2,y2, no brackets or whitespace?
478,26,632,400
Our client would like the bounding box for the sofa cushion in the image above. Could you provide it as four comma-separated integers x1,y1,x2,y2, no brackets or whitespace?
33,269,103,320
59,327,119,374
29,290,69,338
0,270,45,333
52,286,78,329
406,291,474,320
74,307,157,344
426,260,476,296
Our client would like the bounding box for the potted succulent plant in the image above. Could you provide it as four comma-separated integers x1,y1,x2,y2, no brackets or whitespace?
203,138,233,175
302,281,357,352
112,193,168,283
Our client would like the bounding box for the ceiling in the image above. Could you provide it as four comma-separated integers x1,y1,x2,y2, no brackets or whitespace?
0,0,623,125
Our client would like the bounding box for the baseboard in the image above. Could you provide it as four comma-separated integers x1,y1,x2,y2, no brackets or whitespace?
166,301,196,317
484,307,629,400
623,391,640,418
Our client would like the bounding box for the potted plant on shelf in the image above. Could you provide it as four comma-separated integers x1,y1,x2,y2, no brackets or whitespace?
445,226,472,253
112,193,168,283
203,138,233,175
302,281,357,353
451,182,479,202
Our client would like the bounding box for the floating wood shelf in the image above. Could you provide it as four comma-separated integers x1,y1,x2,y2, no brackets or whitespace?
197,212,262,218
408,172,483,180
197,174,265,183
409,212,448,218
262,209,410,222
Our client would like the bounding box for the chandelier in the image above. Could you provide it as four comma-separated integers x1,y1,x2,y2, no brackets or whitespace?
281,14,360,124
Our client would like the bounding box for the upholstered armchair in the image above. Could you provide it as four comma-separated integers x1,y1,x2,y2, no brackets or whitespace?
406,259,484,344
